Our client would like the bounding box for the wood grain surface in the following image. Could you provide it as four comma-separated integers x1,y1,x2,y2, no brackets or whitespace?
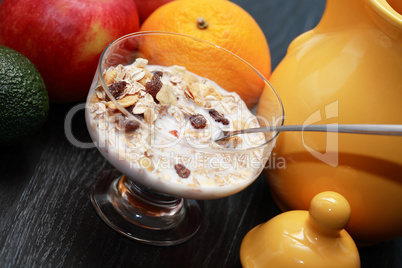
1,0,401,267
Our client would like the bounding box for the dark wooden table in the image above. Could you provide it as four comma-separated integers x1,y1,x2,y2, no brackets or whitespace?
1,1,401,267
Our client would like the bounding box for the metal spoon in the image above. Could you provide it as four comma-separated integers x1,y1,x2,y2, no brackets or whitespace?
214,124,402,142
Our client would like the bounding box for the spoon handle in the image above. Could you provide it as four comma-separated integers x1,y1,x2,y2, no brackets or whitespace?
218,124,402,141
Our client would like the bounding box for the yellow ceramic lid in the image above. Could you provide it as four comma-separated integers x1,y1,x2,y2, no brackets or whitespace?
240,191,360,268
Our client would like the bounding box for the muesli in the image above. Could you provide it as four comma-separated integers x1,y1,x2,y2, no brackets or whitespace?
87,58,266,197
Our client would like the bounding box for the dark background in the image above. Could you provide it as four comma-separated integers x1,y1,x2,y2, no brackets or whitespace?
1,0,401,267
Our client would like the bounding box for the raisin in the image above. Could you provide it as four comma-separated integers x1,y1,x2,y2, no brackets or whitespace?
153,71,163,77
209,109,229,125
125,120,140,132
126,105,136,115
190,114,207,129
145,73,163,103
108,81,127,99
174,164,191,178
117,117,139,132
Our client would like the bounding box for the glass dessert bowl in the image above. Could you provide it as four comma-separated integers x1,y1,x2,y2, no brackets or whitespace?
85,31,284,246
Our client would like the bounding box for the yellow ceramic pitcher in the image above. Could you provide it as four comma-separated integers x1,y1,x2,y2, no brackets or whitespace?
258,0,402,245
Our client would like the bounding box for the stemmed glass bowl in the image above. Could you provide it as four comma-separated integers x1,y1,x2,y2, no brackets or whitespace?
85,31,284,246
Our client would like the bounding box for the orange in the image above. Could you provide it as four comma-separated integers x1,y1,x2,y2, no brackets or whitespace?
139,0,271,108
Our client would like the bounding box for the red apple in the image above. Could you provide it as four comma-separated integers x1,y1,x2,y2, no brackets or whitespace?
134,0,173,25
0,0,140,102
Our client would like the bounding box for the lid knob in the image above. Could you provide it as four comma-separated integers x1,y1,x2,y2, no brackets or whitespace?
309,191,351,231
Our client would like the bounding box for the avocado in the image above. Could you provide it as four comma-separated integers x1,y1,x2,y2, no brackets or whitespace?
0,45,49,144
